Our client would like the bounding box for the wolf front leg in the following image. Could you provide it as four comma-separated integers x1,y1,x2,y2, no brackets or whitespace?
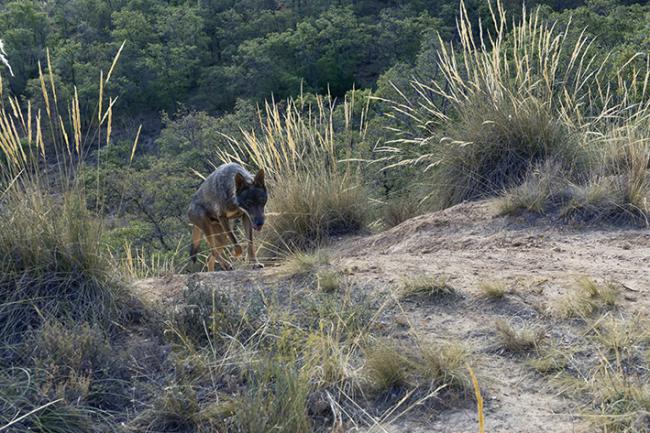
243,214,264,269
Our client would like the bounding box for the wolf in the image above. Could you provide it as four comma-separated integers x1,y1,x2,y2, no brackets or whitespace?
188,162,267,271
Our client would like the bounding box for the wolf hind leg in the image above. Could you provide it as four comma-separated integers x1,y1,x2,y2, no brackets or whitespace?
204,221,232,271
189,224,202,263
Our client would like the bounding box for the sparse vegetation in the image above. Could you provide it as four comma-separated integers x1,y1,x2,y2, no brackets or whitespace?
282,250,330,279
550,315,650,433
417,341,473,394
529,344,572,374
363,338,476,400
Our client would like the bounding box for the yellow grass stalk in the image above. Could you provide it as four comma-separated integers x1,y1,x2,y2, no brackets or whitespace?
130,124,142,163
106,98,113,147
37,61,51,119
468,366,485,433
46,48,58,108
36,110,44,158
72,87,82,155
98,70,104,123
27,101,32,146
58,115,71,156
106,40,125,84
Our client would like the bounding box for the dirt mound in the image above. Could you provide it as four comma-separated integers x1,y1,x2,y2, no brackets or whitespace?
133,199,650,433
337,200,649,298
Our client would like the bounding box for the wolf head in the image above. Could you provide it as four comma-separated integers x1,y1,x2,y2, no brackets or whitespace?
235,169,267,231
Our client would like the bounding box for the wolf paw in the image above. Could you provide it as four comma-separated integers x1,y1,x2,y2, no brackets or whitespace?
251,261,265,269
219,261,234,271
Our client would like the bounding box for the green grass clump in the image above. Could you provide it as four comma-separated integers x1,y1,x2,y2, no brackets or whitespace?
381,192,425,228
496,161,570,216
131,384,204,433
168,283,260,350
0,367,101,433
266,172,368,252
363,338,476,402
316,269,341,293
380,1,650,225
232,360,312,433
497,140,650,226
30,321,132,410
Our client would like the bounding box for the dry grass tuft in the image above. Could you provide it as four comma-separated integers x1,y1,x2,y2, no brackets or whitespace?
496,161,570,216
217,93,369,253
381,193,425,228
555,277,620,319
232,361,312,433
478,280,507,299
495,319,544,354
528,345,572,374
281,250,330,279
399,274,455,300
589,315,650,364
363,337,476,400
0,190,133,350
379,0,650,224
417,341,473,393
363,341,412,392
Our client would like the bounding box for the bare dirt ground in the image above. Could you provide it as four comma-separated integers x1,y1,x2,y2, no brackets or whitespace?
134,200,650,433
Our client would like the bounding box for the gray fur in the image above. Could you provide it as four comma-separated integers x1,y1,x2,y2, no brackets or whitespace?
188,162,253,220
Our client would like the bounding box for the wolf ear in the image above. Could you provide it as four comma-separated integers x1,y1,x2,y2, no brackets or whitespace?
254,169,265,188
235,173,248,192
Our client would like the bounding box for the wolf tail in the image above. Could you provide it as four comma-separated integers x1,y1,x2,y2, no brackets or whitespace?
189,225,201,263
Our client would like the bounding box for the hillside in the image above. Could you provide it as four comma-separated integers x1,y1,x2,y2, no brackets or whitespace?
2,1,649,431
134,201,650,433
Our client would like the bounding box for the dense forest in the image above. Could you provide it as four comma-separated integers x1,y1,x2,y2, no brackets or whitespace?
3,0,648,116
